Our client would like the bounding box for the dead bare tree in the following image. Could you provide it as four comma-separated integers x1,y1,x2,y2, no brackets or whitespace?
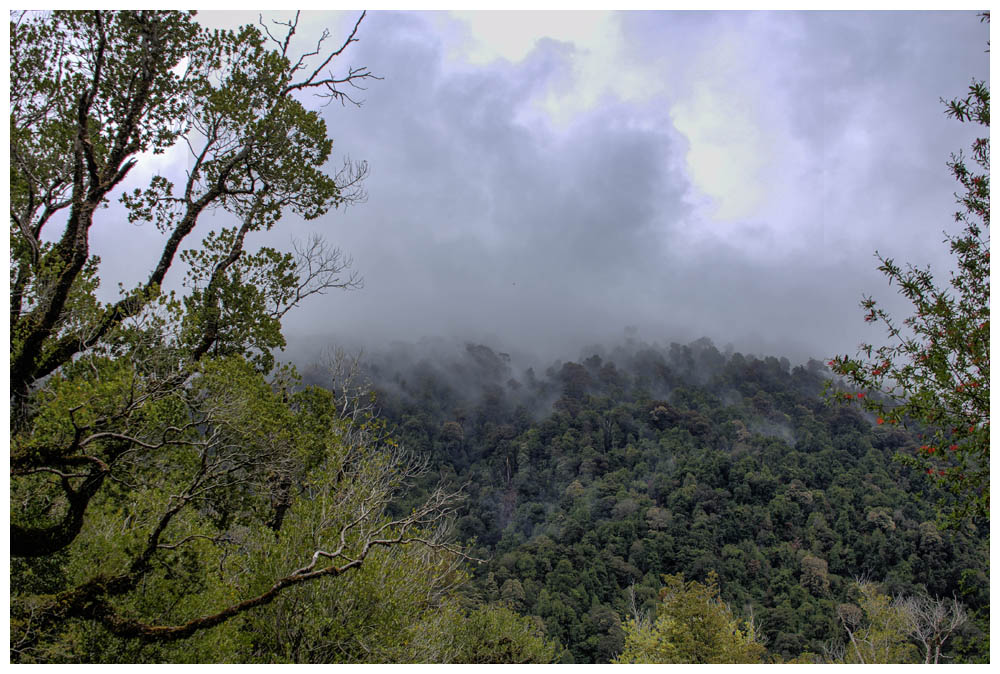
894,594,968,664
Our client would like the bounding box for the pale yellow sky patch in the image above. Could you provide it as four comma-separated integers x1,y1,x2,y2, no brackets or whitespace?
450,11,613,65
447,11,654,127
447,10,776,215
670,84,769,222
668,33,772,223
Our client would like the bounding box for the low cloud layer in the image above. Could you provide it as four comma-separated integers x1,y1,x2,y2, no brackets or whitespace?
92,11,990,366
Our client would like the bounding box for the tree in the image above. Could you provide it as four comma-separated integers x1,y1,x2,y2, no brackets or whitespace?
800,554,830,596
398,603,562,663
10,348,472,660
895,593,969,664
827,580,967,664
614,572,766,663
829,13,990,525
500,578,528,610
9,10,470,660
829,581,919,664
10,9,371,400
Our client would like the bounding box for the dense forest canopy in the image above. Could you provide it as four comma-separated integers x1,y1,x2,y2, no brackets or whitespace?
342,335,988,663
9,9,989,664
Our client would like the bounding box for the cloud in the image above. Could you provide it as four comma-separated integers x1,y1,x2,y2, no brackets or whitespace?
445,11,653,127
448,10,612,65
295,11,987,365
670,81,770,222
77,10,988,368
275,12,699,359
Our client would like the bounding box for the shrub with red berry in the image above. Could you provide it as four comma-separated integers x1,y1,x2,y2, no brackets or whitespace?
828,19,989,526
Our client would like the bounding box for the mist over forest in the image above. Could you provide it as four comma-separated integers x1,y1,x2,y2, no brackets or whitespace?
290,331,988,663
10,9,988,665
295,331,807,420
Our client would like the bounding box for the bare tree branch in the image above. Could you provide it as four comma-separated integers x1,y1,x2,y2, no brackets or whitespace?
894,593,968,664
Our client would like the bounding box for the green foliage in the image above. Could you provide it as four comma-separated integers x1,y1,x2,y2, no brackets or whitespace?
11,11,552,664
238,542,470,663
830,581,920,664
828,20,989,525
615,572,765,663
11,339,553,662
9,9,991,664
398,602,561,663
179,227,298,370
10,8,369,400
370,338,989,662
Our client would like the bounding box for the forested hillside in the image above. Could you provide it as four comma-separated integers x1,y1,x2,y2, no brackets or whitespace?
342,337,989,662
10,9,988,664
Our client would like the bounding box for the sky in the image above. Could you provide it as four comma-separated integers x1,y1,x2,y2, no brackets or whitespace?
95,9,990,366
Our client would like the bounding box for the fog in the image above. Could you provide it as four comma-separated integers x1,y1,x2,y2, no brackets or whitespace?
96,11,990,369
